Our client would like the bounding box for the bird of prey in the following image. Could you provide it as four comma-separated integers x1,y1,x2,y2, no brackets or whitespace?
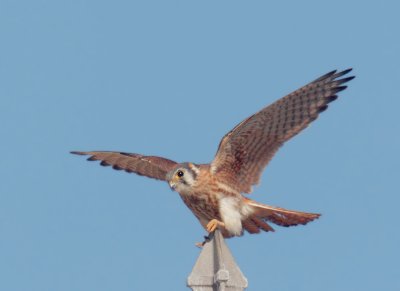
72,69,354,244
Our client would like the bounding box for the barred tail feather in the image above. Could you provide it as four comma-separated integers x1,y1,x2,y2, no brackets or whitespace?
243,216,275,234
243,199,320,234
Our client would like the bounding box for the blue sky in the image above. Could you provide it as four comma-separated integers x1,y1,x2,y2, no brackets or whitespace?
1,1,399,290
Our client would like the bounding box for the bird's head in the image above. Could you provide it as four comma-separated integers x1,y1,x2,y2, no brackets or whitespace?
167,163,199,193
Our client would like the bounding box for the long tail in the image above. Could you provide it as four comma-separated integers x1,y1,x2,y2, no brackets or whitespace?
242,199,321,234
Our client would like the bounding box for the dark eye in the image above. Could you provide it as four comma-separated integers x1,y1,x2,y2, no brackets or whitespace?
177,170,184,177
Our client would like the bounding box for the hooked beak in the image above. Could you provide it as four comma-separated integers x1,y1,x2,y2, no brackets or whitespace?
169,181,177,191
168,175,179,191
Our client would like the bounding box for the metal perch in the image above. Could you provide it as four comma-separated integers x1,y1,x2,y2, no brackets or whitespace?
187,230,248,291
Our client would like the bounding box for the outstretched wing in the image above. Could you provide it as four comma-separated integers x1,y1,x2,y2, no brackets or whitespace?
71,151,177,181
211,69,355,193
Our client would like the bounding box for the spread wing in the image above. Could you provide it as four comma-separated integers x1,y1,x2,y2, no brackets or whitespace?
211,69,355,193
71,151,177,181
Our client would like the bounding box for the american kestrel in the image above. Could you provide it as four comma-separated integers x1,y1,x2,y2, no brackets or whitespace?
72,69,354,244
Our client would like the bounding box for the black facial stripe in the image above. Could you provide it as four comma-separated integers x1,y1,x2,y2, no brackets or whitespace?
174,163,198,186
182,163,198,180
190,168,198,181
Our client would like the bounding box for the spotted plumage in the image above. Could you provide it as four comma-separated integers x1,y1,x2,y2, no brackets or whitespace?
72,68,355,241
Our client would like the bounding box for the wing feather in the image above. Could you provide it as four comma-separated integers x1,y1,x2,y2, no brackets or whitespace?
71,151,177,181
211,69,355,193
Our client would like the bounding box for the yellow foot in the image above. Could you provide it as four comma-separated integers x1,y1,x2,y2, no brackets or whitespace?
206,219,225,233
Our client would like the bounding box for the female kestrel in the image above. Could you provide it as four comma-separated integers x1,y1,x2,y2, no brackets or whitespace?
72,69,354,243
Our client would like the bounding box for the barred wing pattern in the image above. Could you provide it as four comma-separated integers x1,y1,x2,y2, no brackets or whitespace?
71,151,177,181
211,69,355,193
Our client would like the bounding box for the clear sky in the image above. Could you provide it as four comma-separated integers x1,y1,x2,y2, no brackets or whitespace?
1,1,399,290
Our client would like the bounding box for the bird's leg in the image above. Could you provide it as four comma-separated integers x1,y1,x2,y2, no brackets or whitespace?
195,219,225,248
206,218,225,232
195,232,215,248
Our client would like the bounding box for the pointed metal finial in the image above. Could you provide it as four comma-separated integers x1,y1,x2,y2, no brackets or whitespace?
187,230,248,291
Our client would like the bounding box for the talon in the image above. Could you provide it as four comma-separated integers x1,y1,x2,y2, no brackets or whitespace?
195,220,224,247
195,242,204,248
206,219,225,233
195,232,216,248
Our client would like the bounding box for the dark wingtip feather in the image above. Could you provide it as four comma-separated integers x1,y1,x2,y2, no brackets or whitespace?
338,68,352,75
316,68,355,84
318,104,328,113
332,85,348,94
113,165,123,170
338,76,355,84
325,69,337,76
333,68,354,80
326,95,338,102
314,70,337,82
100,160,110,166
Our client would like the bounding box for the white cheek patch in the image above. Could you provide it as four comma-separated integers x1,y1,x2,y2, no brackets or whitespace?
174,169,195,195
219,197,243,236
189,163,200,176
183,170,195,187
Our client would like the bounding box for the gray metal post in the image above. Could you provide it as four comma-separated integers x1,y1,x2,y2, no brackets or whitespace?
187,230,248,291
